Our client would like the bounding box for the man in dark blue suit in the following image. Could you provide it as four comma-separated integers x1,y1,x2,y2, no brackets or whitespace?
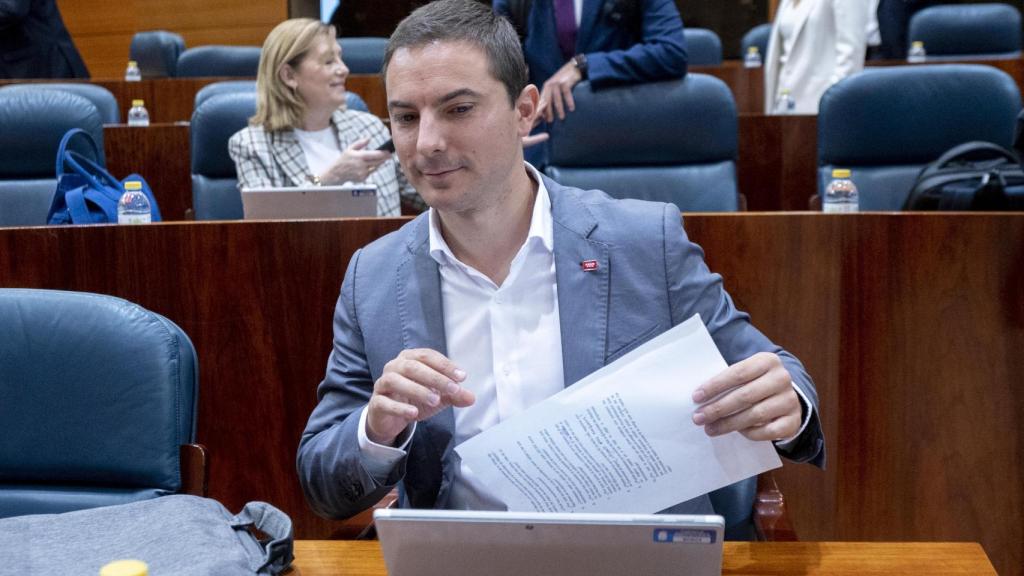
494,0,687,157
0,0,89,79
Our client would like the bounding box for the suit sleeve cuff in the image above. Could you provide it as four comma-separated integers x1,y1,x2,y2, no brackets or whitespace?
357,406,415,481
773,382,813,451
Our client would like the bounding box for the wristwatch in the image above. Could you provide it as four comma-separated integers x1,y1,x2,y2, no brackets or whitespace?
573,53,589,80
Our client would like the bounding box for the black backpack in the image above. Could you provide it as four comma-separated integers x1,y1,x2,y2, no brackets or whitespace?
903,141,1024,211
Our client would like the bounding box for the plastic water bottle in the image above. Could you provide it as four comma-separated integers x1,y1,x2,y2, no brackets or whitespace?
743,46,763,68
118,181,152,224
124,60,142,82
100,559,148,576
908,41,927,63
823,169,859,213
127,99,150,127
774,89,796,114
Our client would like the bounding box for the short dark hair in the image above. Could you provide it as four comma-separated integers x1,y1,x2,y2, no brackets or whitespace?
384,0,528,106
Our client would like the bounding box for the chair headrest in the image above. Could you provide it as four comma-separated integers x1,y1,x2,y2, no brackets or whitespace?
339,37,389,74
909,4,1022,56
0,289,197,488
0,90,104,178
191,92,257,177
194,80,257,110
177,45,261,77
548,75,736,167
685,28,723,66
0,83,120,124
741,23,771,56
130,30,186,78
818,64,1021,165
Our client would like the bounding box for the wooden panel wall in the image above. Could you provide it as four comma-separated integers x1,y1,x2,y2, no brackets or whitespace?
60,0,288,79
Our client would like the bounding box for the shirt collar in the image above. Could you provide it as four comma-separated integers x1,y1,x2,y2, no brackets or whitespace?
428,163,554,266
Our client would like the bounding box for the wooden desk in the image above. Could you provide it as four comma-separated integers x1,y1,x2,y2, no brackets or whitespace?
104,123,191,221
19,75,813,213
1,214,1022,575
291,541,997,575
98,115,817,220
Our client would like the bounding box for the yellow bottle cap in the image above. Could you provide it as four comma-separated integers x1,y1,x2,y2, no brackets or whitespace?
132,99,145,107
832,169,852,179
99,559,148,576
912,41,924,48
128,60,138,67
124,180,143,191
747,46,759,54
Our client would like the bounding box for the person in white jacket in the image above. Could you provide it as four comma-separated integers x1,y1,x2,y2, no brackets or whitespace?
764,0,868,114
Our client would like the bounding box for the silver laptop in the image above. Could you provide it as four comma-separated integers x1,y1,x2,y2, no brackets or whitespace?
240,183,377,220
374,509,724,576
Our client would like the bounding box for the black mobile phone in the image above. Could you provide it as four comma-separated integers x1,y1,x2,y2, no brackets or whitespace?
376,139,395,153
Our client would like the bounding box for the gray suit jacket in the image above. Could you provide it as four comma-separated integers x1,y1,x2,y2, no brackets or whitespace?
297,176,825,520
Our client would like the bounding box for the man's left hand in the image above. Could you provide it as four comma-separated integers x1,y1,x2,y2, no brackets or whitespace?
539,59,584,122
691,352,801,442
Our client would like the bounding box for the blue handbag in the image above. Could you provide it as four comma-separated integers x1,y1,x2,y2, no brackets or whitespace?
47,128,162,224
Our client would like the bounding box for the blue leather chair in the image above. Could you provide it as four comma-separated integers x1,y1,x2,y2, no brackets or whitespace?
908,4,1022,61
685,28,723,66
176,45,261,77
193,80,369,113
0,83,120,124
190,92,256,220
0,289,204,518
0,90,104,227
130,30,186,78
817,64,1022,210
741,23,771,59
545,75,740,212
339,37,388,74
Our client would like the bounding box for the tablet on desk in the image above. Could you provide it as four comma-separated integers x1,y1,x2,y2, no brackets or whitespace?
241,183,377,220
374,509,724,576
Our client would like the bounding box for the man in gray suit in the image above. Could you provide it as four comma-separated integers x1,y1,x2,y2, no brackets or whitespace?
298,0,824,522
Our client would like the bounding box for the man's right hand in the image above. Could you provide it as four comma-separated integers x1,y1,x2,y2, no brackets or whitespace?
366,348,474,446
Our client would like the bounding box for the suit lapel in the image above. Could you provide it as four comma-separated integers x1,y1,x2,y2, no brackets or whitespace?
269,130,311,186
548,177,610,388
396,216,456,507
785,0,814,52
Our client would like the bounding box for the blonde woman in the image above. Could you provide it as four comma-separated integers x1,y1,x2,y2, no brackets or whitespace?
229,18,418,216
763,0,868,114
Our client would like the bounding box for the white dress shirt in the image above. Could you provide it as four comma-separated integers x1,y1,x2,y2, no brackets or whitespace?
293,126,342,179
358,164,564,509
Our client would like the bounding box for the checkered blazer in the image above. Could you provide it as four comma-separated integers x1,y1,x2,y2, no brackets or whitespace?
228,108,422,217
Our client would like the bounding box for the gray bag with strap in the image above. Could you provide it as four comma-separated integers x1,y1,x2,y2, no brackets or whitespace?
0,495,293,575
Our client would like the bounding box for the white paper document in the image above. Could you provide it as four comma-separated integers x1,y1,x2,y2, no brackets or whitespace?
454,314,782,513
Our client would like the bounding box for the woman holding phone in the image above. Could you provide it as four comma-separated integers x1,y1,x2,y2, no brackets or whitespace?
229,18,419,216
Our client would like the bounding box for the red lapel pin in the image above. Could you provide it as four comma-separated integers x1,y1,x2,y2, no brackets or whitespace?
581,260,599,272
